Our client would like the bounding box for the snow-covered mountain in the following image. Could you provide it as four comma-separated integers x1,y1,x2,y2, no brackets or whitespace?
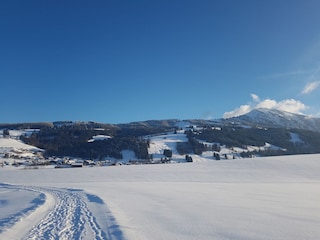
226,108,320,132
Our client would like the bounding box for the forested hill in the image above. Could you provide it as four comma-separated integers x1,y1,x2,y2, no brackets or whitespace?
2,109,320,160
18,120,178,160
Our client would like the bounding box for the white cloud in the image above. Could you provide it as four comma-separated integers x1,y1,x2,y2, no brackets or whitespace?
275,99,307,114
250,93,260,102
223,95,308,119
223,104,251,119
301,81,320,94
256,99,277,109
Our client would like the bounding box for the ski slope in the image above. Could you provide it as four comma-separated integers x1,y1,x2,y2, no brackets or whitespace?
0,138,41,152
147,132,188,161
1,154,320,240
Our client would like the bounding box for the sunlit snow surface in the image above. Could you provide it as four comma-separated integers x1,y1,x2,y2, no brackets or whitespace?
1,154,320,240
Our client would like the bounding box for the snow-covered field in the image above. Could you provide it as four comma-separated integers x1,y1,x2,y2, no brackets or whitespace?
1,154,320,240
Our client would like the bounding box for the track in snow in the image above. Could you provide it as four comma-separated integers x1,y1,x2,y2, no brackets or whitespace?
0,184,125,240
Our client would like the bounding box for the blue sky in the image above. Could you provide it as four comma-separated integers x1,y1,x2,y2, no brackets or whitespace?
1,0,320,123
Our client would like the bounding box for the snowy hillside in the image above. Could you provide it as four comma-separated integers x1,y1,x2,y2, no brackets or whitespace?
229,108,320,131
146,131,188,162
0,138,41,151
0,133,43,165
146,125,289,162
1,154,320,240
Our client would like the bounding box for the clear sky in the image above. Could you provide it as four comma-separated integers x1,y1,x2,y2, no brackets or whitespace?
1,0,320,123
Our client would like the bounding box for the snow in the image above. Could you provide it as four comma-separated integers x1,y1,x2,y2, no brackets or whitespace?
88,135,112,142
147,132,188,161
147,132,187,154
239,108,320,132
145,131,289,162
1,154,320,240
290,132,304,143
246,142,286,152
0,184,54,240
0,138,43,165
0,138,39,151
8,129,39,138
174,120,191,130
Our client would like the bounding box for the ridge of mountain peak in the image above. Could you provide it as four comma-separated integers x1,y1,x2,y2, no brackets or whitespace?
228,108,320,132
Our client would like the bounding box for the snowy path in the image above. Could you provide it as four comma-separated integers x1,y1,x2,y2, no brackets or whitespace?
0,184,123,240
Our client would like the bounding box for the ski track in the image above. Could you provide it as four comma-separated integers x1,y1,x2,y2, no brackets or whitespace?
0,183,46,233
1,184,122,240
25,187,107,240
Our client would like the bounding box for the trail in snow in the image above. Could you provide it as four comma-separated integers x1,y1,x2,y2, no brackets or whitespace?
0,183,46,233
0,184,124,240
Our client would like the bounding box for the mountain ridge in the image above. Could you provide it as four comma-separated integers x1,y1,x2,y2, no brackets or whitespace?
1,108,320,132
225,108,320,132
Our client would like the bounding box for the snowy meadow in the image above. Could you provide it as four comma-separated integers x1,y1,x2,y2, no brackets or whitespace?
1,154,320,240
